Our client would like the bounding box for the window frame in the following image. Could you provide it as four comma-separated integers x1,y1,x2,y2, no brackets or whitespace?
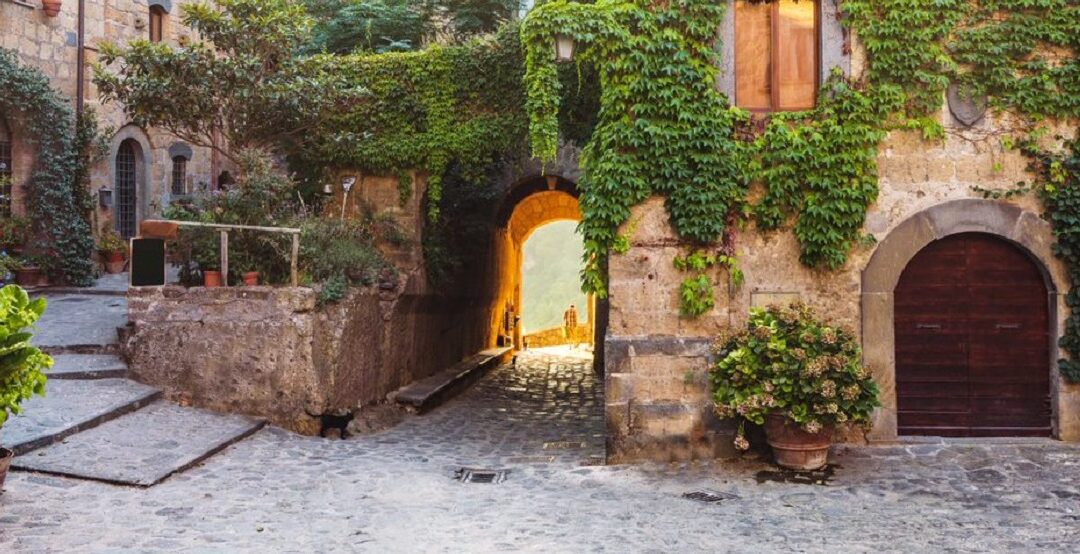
149,6,166,43
0,115,12,217
733,0,822,113
171,155,188,196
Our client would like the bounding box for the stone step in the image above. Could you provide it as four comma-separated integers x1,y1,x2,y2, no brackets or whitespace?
393,347,513,413
2,379,161,456
13,402,266,487
33,294,127,353
47,354,129,380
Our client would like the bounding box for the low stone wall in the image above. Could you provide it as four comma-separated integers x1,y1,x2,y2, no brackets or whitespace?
523,325,592,348
124,285,489,434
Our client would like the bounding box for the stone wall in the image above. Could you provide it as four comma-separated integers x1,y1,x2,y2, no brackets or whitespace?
523,325,592,348
125,284,491,434
607,122,1080,461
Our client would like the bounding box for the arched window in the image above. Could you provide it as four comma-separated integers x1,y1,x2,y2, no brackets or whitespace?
171,155,188,195
735,0,820,112
149,6,166,43
0,115,12,217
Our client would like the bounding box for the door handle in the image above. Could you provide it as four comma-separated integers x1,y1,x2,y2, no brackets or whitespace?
916,324,942,330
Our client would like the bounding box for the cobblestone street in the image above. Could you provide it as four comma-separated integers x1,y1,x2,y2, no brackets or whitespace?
2,347,1079,552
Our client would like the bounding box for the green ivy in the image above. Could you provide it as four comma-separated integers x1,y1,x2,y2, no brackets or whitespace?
522,0,753,297
674,250,743,317
756,71,903,269
1021,137,1080,383
0,49,96,285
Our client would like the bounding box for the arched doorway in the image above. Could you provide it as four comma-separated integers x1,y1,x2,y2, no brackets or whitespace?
895,233,1051,436
115,139,140,238
520,220,591,349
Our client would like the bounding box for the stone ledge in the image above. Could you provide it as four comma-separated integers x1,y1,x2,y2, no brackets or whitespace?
392,347,513,413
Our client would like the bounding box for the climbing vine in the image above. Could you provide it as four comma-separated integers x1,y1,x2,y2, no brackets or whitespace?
0,48,96,285
756,71,903,269
1024,137,1080,383
522,0,753,296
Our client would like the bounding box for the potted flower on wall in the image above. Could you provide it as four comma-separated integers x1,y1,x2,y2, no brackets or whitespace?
41,0,63,17
711,303,880,471
0,216,30,254
0,285,52,491
98,226,128,274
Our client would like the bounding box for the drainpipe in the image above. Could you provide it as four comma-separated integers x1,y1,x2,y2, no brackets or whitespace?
76,0,86,119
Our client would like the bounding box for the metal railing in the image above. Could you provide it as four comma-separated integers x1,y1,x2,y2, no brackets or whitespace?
142,219,302,287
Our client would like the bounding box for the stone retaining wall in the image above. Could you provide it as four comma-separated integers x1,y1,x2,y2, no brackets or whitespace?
124,285,489,434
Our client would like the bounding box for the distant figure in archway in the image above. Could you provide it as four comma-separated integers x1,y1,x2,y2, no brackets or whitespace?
564,304,579,347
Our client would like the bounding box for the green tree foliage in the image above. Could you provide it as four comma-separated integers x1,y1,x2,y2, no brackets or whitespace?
95,0,366,165
304,0,522,54
0,49,96,285
0,285,52,429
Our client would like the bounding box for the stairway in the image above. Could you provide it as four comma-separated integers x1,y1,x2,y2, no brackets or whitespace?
2,289,265,487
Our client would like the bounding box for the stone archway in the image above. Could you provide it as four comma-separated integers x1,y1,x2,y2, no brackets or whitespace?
109,125,154,237
861,199,1079,441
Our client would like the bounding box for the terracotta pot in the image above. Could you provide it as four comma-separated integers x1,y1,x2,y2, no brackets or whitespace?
203,270,223,288
41,0,62,17
14,266,49,288
105,260,126,274
763,413,834,471
0,447,12,493
105,251,125,263
242,271,260,286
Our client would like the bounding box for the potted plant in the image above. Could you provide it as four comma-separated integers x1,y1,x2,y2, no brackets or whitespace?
98,226,128,274
0,285,52,491
0,215,30,253
10,255,49,288
711,303,880,471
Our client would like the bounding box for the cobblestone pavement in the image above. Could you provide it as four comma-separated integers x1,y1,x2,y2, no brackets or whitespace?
3,348,1080,552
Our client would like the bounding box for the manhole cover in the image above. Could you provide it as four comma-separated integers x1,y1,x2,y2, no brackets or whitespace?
543,441,587,450
682,490,739,504
455,468,508,484
506,456,556,464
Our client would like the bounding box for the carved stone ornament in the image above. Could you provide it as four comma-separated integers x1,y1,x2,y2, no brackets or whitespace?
947,83,989,127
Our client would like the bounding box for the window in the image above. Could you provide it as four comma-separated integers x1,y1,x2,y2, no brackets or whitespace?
735,0,819,112
149,6,166,43
171,155,188,195
0,115,12,217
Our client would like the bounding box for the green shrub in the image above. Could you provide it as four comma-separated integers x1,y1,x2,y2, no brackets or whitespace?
711,303,880,451
0,285,51,430
300,218,395,287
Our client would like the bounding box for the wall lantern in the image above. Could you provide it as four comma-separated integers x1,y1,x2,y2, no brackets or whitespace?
322,183,334,195
554,34,576,63
98,187,114,208
342,176,357,193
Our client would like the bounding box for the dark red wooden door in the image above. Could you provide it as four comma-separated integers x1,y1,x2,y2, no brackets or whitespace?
895,233,1051,437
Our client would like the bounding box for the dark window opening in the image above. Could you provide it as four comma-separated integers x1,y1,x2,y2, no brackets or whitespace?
735,0,820,112
171,156,188,195
0,116,12,217
116,140,138,239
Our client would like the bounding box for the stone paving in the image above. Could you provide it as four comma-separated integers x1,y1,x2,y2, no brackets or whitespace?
2,347,1080,552
33,294,127,350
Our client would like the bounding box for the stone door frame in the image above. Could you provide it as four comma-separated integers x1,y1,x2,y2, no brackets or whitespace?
861,199,1079,442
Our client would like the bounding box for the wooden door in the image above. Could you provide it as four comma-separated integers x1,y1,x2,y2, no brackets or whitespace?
895,233,1051,437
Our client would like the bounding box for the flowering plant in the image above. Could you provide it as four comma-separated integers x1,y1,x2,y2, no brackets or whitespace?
711,303,880,450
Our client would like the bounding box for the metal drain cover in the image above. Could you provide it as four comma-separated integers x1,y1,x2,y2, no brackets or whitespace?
455,468,508,484
682,490,739,504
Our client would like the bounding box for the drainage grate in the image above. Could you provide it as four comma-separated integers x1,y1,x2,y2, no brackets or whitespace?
682,490,739,504
455,468,509,484
542,441,587,450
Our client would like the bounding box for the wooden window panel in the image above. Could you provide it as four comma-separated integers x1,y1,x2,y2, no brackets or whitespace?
171,156,187,195
149,9,164,43
735,0,819,112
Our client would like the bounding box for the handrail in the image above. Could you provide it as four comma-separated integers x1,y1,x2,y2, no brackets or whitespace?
142,219,301,287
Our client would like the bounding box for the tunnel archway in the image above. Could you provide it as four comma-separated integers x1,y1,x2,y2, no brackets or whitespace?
487,175,600,358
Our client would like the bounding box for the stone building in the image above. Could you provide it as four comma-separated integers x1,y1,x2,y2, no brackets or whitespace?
601,0,1080,462
0,0,219,244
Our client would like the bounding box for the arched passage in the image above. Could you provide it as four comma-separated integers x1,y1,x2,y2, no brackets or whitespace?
488,176,597,355
862,199,1080,442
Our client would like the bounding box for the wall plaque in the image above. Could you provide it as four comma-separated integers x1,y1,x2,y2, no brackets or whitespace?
947,83,989,127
